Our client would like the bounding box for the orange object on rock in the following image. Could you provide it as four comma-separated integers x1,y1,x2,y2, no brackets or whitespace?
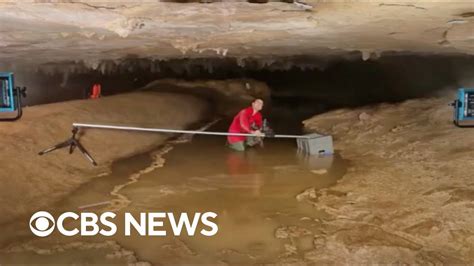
90,83,101,99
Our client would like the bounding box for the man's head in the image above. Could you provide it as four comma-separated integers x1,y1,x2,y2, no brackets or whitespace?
251,99,264,112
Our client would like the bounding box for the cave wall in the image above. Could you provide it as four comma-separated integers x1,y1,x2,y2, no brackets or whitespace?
10,55,474,114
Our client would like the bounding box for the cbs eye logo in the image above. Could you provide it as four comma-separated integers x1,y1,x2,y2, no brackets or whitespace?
29,211,55,237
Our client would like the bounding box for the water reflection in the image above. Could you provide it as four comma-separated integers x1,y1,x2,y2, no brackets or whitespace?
0,123,347,264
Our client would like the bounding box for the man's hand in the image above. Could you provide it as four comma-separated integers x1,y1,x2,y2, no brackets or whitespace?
252,130,265,137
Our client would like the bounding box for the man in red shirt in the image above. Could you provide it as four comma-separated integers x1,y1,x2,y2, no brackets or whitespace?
227,99,265,151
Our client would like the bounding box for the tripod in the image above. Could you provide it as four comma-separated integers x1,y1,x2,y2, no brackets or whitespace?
38,127,97,166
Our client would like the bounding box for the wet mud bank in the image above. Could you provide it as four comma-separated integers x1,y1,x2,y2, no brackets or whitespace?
0,91,209,227
302,93,474,264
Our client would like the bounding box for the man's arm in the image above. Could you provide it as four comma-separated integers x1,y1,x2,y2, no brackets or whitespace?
255,113,263,129
253,113,264,137
239,110,251,133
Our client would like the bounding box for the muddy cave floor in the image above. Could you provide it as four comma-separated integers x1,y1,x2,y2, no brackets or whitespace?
0,90,474,264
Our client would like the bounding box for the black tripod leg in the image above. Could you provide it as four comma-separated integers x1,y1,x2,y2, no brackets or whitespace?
69,142,76,154
38,139,73,155
38,126,98,166
74,140,98,166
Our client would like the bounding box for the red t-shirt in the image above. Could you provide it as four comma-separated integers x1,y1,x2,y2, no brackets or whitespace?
227,106,263,144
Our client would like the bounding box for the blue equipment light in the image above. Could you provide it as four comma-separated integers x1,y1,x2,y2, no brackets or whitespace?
0,72,15,113
0,72,26,121
452,88,474,127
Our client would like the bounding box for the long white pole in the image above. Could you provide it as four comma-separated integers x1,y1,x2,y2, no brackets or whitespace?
72,123,310,139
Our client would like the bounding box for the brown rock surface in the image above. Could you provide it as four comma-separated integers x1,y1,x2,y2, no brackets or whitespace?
302,92,474,263
0,91,208,225
0,1,472,67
